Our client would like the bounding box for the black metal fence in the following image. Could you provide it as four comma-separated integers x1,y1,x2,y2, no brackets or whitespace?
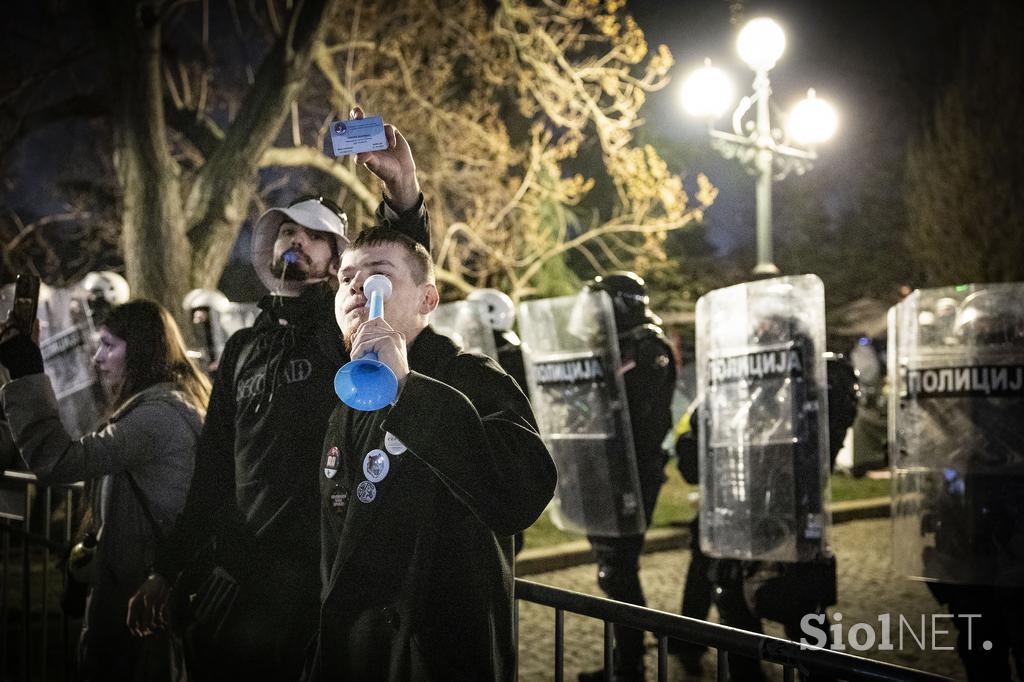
514,579,952,682
1,470,81,682
3,470,951,682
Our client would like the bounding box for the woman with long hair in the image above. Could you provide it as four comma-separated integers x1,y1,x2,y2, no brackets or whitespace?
0,298,210,681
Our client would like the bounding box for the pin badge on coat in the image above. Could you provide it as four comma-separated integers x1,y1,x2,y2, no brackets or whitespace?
324,446,340,479
384,432,407,455
330,483,349,513
363,449,390,483
356,480,377,503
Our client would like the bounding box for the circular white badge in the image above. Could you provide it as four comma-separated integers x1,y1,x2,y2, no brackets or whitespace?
384,432,408,455
362,449,390,483
356,480,377,503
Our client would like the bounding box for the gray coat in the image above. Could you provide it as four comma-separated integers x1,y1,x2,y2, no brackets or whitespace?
1,375,201,639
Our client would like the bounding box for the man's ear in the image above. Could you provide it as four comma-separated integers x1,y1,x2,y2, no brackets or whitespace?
420,283,440,315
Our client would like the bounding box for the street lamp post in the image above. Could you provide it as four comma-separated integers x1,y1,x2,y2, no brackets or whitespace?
681,17,837,276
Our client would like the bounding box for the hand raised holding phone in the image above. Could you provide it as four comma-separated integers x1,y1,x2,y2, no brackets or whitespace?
11,275,40,337
0,274,44,378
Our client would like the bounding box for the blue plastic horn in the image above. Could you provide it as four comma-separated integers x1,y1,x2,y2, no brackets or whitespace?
334,274,399,411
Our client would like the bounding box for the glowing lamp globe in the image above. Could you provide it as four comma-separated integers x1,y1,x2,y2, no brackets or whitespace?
681,59,734,119
737,17,786,71
788,89,838,145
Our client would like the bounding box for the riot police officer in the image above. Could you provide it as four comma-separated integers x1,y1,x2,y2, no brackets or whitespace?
182,288,231,373
467,288,529,391
579,272,676,682
671,355,858,679
80,271,130,327
893,286,1024,681
691,275,846,680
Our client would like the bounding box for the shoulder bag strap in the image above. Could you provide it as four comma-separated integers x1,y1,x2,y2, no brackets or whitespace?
122,397,202,544
125,472,165,543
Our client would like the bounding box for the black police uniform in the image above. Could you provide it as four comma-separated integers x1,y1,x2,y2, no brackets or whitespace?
310,327,556,682
494,329,528,393
584,312,676,681
916,397,1024,681
670,405,716,672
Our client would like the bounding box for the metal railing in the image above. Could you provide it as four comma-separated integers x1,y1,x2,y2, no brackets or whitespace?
4,469,951,682
515,579,952,682
1,469,82,682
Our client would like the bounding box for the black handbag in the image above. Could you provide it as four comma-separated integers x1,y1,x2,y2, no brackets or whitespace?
124,473,241,642
172,536,241,644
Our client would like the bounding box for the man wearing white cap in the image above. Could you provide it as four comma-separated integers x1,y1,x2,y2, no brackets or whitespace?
128,109,429,682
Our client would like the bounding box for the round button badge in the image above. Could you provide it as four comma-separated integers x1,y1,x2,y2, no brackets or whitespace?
382,432,405,454
356,480,377,503
384,432,407,455
362,449,390,483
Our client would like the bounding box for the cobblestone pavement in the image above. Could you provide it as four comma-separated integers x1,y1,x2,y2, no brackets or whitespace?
517,518,970,681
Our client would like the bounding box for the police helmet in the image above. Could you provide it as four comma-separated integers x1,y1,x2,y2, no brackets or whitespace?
183,288,231,314
81,271,130,306
586,271,650,330
751,315,801,346
953,289,1024,347
467,288,516,331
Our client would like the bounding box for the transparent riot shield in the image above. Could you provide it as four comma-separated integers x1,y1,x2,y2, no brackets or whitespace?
37,285,106,439
519,291,644,537
696,275,830,562
431,300,498,360
889,283,1024,586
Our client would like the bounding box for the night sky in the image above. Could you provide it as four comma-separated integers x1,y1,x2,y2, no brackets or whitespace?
0,0,987,293
629,0,936,254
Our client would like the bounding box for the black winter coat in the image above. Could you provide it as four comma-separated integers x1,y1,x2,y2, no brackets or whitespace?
312,327,556,682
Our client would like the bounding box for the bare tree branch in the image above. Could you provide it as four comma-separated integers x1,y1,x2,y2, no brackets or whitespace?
185,0,339,284
259,145,378,213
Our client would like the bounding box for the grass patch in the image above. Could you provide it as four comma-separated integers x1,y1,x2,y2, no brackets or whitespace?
830,473,891,501
523,462,891,551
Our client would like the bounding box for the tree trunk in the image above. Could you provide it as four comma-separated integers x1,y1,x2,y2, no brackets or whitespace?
186,0,338,288
104,0,191,316
102,0,338,314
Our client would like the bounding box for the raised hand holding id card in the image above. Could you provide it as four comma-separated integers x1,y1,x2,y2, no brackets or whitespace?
330,116,388,157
